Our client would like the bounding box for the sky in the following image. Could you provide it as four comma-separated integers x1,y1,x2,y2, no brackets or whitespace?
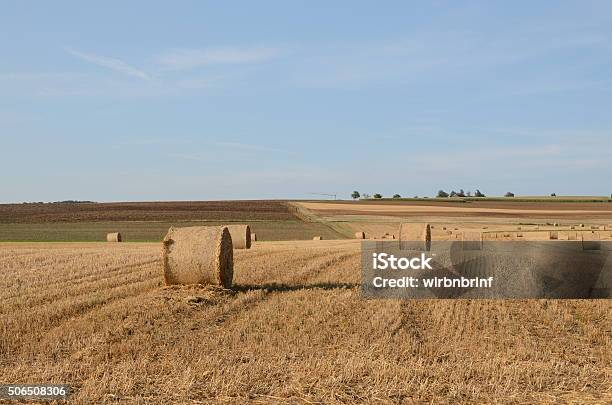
1,1,611,202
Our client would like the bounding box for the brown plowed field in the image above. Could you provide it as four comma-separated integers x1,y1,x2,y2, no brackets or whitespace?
0,201,295,223
1,241,610,404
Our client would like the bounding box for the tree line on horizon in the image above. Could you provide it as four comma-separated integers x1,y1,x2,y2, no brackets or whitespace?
350,190,523,199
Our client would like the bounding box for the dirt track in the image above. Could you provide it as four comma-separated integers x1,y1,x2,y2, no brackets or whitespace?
1,241,610,403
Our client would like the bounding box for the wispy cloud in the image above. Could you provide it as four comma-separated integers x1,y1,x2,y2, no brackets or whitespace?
156,46,279,70
215,141,288,154
167,152,211,162
167,142,288,163
65,47,150,80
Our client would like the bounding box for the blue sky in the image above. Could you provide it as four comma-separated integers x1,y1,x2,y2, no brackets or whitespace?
1,1,611,202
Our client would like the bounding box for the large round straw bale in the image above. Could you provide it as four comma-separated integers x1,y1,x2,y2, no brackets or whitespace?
224,224,251,249
355,231,366,239
106,232,122,242
313,236,322,240
399,223,431,251
162,226,233,287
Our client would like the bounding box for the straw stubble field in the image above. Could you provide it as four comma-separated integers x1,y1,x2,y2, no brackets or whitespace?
0,241,610,404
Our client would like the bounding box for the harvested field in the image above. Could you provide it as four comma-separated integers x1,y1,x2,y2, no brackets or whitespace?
300,201,612,220
0,242,610,403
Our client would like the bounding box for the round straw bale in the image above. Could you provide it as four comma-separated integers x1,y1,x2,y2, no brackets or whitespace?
581,232,601,251
462,231,483,250
224,224,251,249
549,231,559,240
355,231,366,239
106,232,122,242
399,223,431,251
162,226,233,287
313,236,322,240
251,233,257,242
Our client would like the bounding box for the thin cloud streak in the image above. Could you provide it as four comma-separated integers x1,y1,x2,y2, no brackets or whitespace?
65,47,150,80
156,46,279,70
215,141,288,154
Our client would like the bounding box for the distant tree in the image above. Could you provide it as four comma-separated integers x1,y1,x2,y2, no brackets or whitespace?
362,193,371,199
450,190,458,197
373,193,383,199
550,193,556,197
457,189,466,197
351,191,361,200
474,189,485,197
437,190,449,198
505,192,515,197
393,194,401,198
467,191,472,197
414,195,419,198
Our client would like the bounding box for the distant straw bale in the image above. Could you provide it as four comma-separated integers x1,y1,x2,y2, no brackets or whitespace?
106,232,122,242
399,223,431,251
582,232,601,251
224,224,251,249
355,231,366,239
162,226,233,287
313,236,322,240
251,233,257,242
462,231,483,250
